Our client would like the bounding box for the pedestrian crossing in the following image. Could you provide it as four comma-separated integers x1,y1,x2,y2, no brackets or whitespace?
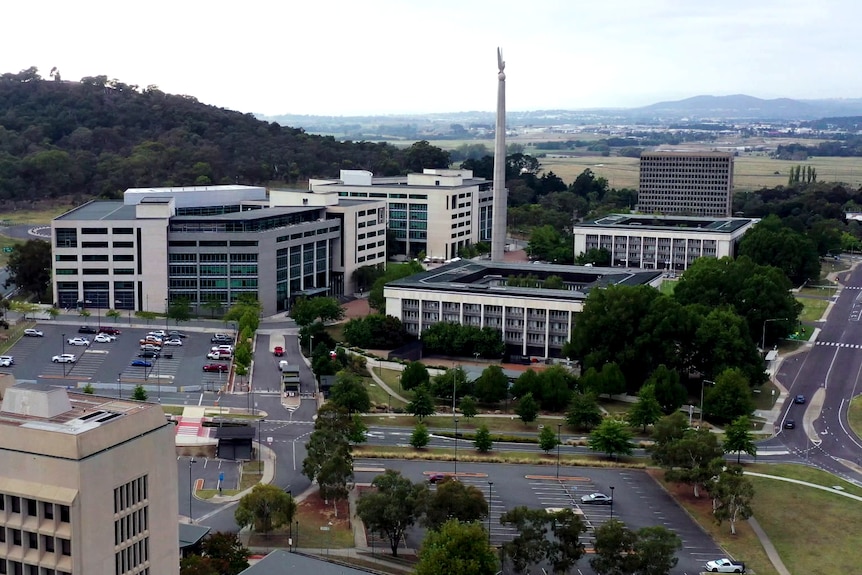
815,341,862,349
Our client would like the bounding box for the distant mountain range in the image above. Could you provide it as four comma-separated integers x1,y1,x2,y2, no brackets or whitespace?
259,94,862,131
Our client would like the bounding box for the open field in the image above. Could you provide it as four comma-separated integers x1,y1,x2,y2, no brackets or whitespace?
0,205,75,225
796,296,829,323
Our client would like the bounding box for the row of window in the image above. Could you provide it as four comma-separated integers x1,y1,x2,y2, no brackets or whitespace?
0,528,71,556
55,269,135,276
0,560,71,575
115,538,149,575
0,496,69,523
114,476,148,514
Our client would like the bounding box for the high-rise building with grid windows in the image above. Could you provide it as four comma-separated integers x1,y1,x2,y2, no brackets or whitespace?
0,384,178,574
637,151,734,217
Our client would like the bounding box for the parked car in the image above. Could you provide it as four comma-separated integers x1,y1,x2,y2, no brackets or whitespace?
139,338,162,347
784,419,796,429
140,344,161,352
273,346,284,357
148,330,167,338
0,355,14,367
168,330,188,339
211,334,233,343
163,338,183,346
131,359,153,368
52,354,77,363
23,329,44,337
427,474,448,484
211,344,234,353
203,363,230,373
138,351,160,359
67,337,90,346
94,333,116,343
78,326,98,334
795,394,806,404
207,350,232,360
705,558,746,573
99,327,122,335
580,493,613,505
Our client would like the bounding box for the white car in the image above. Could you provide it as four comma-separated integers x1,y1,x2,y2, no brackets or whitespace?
0,355,14,367
211,344,234,353
148,330,167,338
163,338,183,346
580,493,613,505
67,337,90,346
705,558,746,573
207,350,232,360
23,328,44,337
52,354,77,363
94,333,116,343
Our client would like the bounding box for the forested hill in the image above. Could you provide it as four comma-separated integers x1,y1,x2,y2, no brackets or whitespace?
0,68,431,204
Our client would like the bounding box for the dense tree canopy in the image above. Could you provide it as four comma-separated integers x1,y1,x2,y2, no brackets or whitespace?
4,239,51,298
356,470,426,557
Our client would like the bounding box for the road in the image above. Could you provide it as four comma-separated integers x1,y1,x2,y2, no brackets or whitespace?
771,263,862,484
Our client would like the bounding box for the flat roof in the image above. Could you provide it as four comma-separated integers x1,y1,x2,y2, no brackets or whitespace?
579,213,754,233
388,260,661,299
171,206,321,222
239,550,377,575
55,201,137,221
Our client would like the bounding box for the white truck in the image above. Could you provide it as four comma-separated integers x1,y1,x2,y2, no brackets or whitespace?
705,558,746,573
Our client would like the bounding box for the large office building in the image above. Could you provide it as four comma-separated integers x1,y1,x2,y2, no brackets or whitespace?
637,151,734,217
384,260,662,359
51,185,386,316
310,168,494,261
572,214,758,271
0,384,178,574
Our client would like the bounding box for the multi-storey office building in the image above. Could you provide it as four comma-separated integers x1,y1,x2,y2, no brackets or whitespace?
384,260,661,359
310,168,493,260
637,151,734,217
0,384,178,574
572,214,758,271
51,186,386,316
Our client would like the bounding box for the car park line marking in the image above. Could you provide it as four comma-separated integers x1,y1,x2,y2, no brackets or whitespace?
525,475,590,481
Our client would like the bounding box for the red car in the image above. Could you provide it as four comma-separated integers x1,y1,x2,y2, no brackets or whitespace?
274,346,284,357
99,327,122,335
202,363,229,373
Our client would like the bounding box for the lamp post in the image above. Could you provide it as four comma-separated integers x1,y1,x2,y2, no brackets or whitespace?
189,458,197,523
556,423,562,479
164,298,169,333
700,380,715,426
453,418,459,477
117,372,122,399
609,486,615,520
487,481,493,546
61,333,66,376
453,366,460,414
308,334,314,356
295,520,299,550
387,393,391,413
258,418,264,467
761,317,788,352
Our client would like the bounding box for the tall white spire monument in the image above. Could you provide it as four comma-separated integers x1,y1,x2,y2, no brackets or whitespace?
490,47,508,262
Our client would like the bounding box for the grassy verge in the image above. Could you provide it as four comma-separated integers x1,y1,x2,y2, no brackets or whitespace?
849,396,862,439
361,414,571,435
364,375,408,410
0,235,25,268
0,321,34,354
796,296,829,322
752,380,780,411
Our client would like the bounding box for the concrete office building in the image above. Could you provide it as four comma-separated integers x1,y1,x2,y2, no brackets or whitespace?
384,260,661,359
572,214,758,271
637,151,734,217
51,185,386,316
310,168,493,261
0,384,178,574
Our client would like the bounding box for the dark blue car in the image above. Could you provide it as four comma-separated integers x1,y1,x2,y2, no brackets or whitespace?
131,359,152,368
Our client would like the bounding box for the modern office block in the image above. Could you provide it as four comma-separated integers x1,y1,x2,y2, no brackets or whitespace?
638,151,734,217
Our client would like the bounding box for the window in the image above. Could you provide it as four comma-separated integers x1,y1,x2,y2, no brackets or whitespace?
12,529,21,546
114,269,135,275
55,255,77,261
82,268,108,275
113,241,134,248
60,538,71,556
11,496,20,513
113,255,134,261
27,531,37,549
43,535,54,553
55,228,77,248
82,254,109,261
113,227,134,234
60,505,70,523
81,241,109,248
43,502,54,520
26,498,36,516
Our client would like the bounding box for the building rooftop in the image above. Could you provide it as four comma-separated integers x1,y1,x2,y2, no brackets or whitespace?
239,550,378,575
580,213,753,233
171,205,321,222
55,201,137,221
388,260,661,299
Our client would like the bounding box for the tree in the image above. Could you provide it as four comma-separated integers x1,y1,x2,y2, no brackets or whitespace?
649,412,690,467
168,297,192,324
515,392,539,424
415,520,497,575
662,429,725,498
407,385,436,420
723,416,757,464
590,519,639,575
711,466,755,535
647,365,687,415
180,554,218,575
410,423,430,448
234,345,252,368
199,532,250,575
705,368,756,423
348,414,368,444
422,477,488,531
473,365,509,403
234,484,296,535
289,296,345,327
356,470,426,557
632,525,681,575
566,392,603,430
627,383,663,433
500,507,551,574
401,361,430,391
105,309,121,322
547,508,587,573
474,424,493,453
405,140,450,173
737,215,821,285
4,239,51,297
328,372,371,414
82,383,95,394
459,395,478,418
302,406,353,507
589,419,633,458
596,362,627,399
538,425,559,453
131,384,147,401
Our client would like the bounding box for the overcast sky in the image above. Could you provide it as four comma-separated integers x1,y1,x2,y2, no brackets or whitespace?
3,0,860,116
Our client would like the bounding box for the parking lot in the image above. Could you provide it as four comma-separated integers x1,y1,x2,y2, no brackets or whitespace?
354,459,725,574
3,322,234,394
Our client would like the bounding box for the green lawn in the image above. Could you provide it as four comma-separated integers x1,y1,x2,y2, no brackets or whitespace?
796,296,829,322
848,396,862,439
658,280,676,296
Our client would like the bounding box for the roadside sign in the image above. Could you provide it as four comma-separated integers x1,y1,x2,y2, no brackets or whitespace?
267,436,273,445
219,472,224,482
2,247,12,253
319,526,330,531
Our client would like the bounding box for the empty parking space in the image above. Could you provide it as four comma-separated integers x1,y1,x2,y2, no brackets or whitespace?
41,347,110,380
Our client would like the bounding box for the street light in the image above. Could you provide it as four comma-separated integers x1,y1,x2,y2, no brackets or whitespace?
487,481,494,546
117,372,122,399
61,333,66,377
164,297,169,334
700,380,715,426
258,418,265,467
188,457,197,523
453,366,460,414
761,317,788,352
308,334,314,356
609,486,615,520
453,418,459,477
556,423,563,479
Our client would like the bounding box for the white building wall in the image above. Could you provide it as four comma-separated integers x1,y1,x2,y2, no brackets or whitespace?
123,185,266,208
